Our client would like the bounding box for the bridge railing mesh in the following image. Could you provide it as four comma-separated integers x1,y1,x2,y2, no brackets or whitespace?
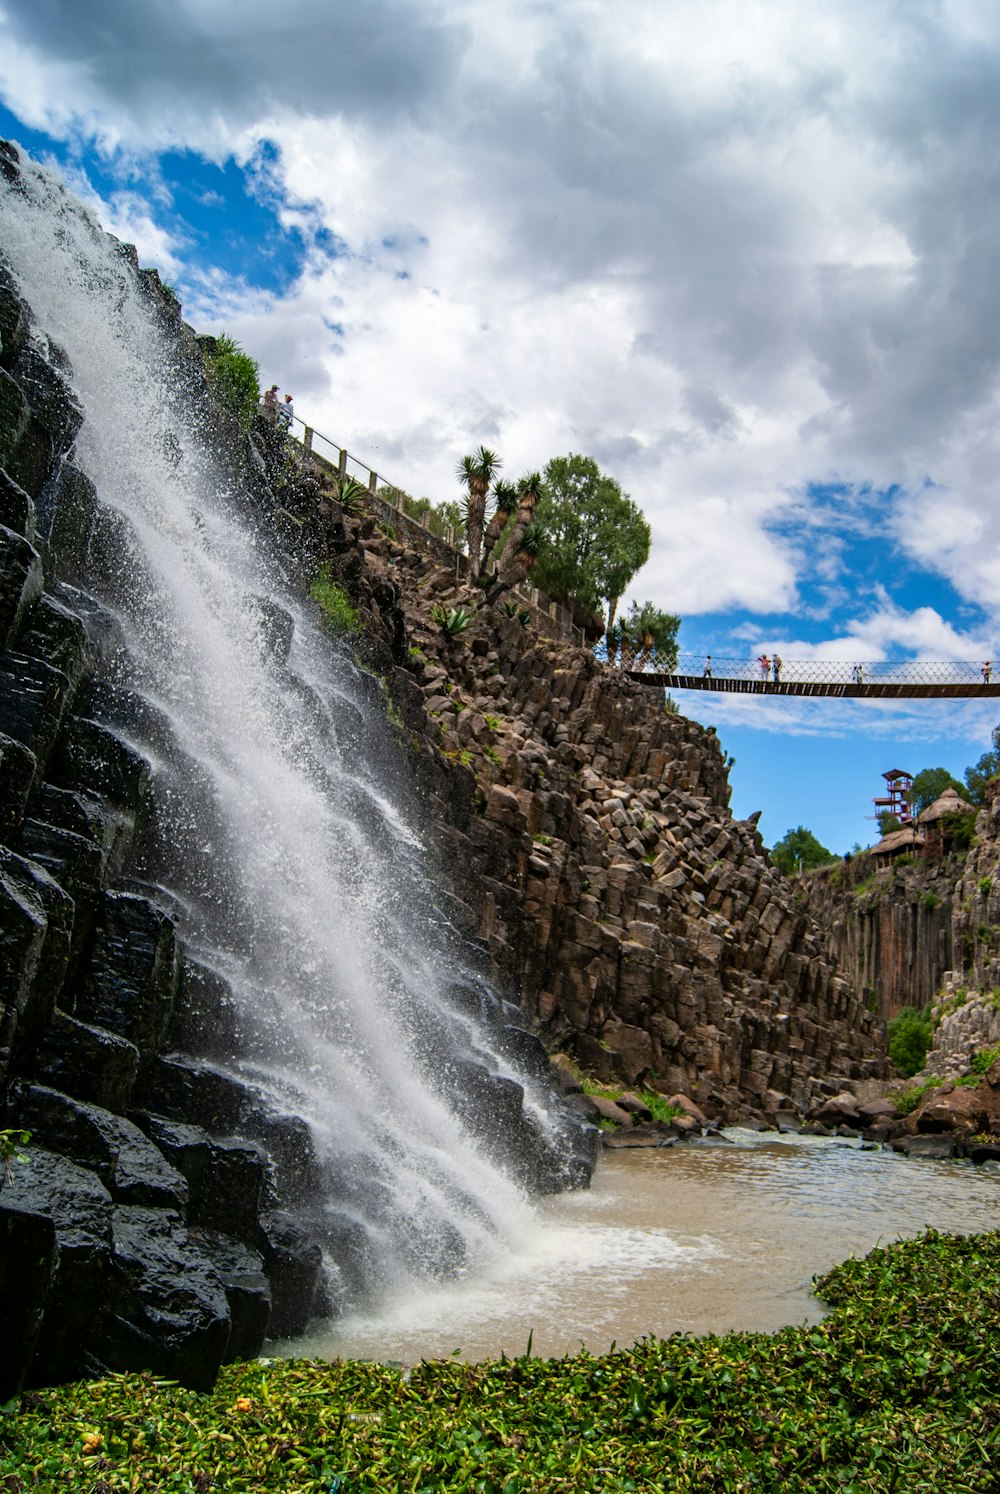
607,652,995,685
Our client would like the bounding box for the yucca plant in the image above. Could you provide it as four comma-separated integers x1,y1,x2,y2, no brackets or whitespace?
457,446,501,581
431,603,474,637
481,479,519,572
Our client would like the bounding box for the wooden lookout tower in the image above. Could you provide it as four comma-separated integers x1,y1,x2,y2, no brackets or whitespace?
873,768,913,825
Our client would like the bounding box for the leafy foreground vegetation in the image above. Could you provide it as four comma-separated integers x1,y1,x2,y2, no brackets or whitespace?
3,1232,999,1492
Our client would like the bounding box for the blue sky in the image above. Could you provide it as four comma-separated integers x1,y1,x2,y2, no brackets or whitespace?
2,0,999,856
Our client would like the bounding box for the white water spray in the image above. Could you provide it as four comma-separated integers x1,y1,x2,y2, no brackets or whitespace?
0,152,577,1307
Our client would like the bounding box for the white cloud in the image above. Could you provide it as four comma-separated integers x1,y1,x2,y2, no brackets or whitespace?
4,0,1000,634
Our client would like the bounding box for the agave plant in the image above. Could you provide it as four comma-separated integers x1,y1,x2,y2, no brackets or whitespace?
430,603,474,637
333,474,368,514
457,446,501,581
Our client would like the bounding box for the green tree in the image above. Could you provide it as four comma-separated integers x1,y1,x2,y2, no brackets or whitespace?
201,333,260,430
494,471,544,579
908,767,966,816
481,480,519,570
964,725,1000,806
620,600,680,671
770,825,835,877
529,454,651,625
886,1005,933,1078
877,811,902,837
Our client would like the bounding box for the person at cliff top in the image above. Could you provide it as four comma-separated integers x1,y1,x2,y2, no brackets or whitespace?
262,384,279,421
276,393,294,431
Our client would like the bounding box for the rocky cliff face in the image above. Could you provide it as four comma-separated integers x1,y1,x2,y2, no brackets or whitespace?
310,500,887,1124
802,781,1000,1027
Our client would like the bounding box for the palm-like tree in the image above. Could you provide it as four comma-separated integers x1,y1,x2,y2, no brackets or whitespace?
500,520,545,590
480,479,519,573
457,446,501,580
494,471,543,577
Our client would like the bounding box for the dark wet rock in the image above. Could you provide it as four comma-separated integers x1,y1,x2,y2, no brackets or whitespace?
0,371,31,469
891,1134,961,1160
969,1142,1000,1165
257,1209,324,1339
19,818,103,976
18,591,93,695
602,1123,676,1149
34,462,98,583
133,1114,266,1242
0,729,35,845
0,654,73,797
13,1085,188,1208
9,343,83,454
498,1024,551,1082
0,1203,57,1401
35,782,133,878
0,467,35,543
188,1229,272,1362
2,847,74,1042
169,959,245,1059
32,1010,140,1110
76,891,179,1056
0,274,31,371
100,1205,231,1392
1,1147,113,1386
0,524,43,648
52,716,151,823
0,850,48,1085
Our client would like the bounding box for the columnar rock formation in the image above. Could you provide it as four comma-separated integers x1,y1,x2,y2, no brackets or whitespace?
802,781,1000,1026
313,509,887,1122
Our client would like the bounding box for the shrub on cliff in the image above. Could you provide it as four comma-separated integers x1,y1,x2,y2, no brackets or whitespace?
201,333,260,430
887,1004,933,1077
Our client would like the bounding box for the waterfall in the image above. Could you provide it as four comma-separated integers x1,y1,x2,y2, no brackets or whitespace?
0,149,586,1316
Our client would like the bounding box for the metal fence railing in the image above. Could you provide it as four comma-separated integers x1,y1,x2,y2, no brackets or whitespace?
615,653,996,686
267,410,586,646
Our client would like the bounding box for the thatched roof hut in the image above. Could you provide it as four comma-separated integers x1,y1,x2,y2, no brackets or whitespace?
916,786,975,826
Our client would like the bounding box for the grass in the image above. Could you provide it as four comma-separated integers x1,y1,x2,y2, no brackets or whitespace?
892,1075,943,1115
4,1230,1000,1491
309,568,360,634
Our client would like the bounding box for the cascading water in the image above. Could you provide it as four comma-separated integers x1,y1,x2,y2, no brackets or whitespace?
0,148,590,1321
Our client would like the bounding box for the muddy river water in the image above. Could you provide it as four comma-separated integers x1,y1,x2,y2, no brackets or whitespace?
284,1132,1000,1365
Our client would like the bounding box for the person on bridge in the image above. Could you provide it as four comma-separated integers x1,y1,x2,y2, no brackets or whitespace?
773,653,783,682
853,664,865,684
758,654,770,680
703,655,713,679
983,661,992,684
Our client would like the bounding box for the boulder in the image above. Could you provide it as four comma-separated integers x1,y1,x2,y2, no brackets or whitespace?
1,1147,113,1386
133,1114,266,1242
0,1203,58,1401
187,1229,272,1362
99,1205,231,1392
12,1085,188,1209
256,1209,324,1339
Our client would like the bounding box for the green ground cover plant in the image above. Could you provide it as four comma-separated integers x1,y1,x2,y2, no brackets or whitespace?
3,1230,999,1491
309,569,360,635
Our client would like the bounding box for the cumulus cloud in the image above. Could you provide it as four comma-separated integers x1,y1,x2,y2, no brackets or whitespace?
3,0,1000,638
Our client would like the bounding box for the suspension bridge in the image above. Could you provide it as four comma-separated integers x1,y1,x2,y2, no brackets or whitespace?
619,655,1000,698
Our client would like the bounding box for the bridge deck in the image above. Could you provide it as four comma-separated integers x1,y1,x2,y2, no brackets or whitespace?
632,674,1000,699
